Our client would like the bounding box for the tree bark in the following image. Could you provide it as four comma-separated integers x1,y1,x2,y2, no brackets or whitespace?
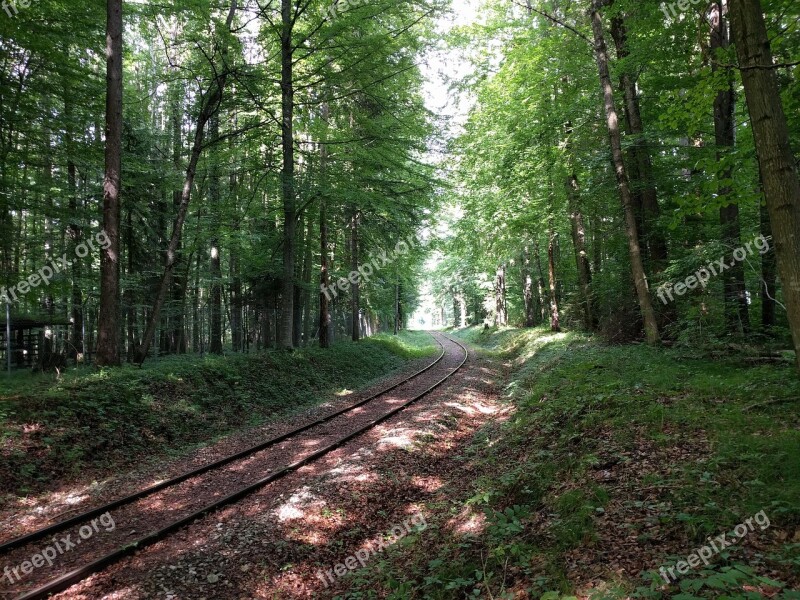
170,83,187,354
712,0,750,335
209,113,223,354
590,0,660,344
192,250,201,352
730,0,800,371
350,210,360,341
230,242,242,352
96,0,123,366
494,264,507,326
534,241,548,324
319,175,331,348
302,215,313,346
293,212,306,347
521,245,536,327
394,280,401,334
64,88,83,361
609,13,668,271
566,173,594,329
279,0,296,349
760,198,777,329
548,224,561,332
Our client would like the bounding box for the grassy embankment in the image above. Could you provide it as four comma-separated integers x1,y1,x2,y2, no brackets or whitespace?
336,327,800,600
0,331,437,501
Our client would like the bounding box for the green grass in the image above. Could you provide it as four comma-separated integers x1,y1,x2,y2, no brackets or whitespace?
0,332,437,500
338,326,800,600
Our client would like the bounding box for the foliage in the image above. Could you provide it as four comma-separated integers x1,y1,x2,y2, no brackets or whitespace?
329,326,800,598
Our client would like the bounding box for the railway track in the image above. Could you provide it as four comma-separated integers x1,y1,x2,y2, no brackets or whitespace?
0,331,468,600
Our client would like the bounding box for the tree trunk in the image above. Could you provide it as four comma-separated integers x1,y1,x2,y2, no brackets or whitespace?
209,113,223,354
230,252,242,351
228,114,241,352
495,264,507,326
134,2,236,364
319,194,331,348
730,0,800,370
279,0,296,350
592,206,603,275
170,84,187,354
591,0,660,344
452,289,459,328
521,245,535,327
566,172,594,330
192,249,201,352
760,198,777,330
535,241,548,324
350,210,360,342
318,113,332,348
64,89,83,361
293,212,306,347
302,214,313,346
96,0,123,366
712,0,750,335
547,224,561,332
609,13,668,271
394,280,401,334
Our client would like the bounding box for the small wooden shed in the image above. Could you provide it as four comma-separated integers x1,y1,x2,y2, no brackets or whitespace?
0,313,71,371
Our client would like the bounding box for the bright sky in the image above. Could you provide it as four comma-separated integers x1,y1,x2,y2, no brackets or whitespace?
412,0,482,329
421,0,481,136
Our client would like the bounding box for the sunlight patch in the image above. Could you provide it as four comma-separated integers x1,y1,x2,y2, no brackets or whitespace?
276,487,317,522
449,506,486,535
377,431,414,448
410,475,443,492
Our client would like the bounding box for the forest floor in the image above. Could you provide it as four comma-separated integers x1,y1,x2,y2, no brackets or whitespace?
320,327,799,600
19,331,502,599
2,328,799,600
0,331,436,509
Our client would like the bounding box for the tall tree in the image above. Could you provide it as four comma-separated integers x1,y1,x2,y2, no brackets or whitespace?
590,0,660,344
278,0,296,350
135,2,237,364
609,9,668,271
209,113,223,354
730,0,800,371
96,0,123,366
711,0,750,335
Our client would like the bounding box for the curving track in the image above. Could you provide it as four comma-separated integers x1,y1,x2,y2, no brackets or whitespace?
0,331,468,600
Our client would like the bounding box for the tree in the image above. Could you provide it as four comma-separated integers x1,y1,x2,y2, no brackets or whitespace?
96,0,123,367
135,2,238,364
710,0,750,335
590,0,659,344
730,0,800,371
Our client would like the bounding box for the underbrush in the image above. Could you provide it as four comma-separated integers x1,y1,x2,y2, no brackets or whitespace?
340,326,800,599
0,332,436,499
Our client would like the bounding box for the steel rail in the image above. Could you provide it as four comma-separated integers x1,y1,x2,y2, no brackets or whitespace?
9,332,469,600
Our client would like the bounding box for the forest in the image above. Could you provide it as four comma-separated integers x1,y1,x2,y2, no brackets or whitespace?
0,0,798,598
0,0,798,368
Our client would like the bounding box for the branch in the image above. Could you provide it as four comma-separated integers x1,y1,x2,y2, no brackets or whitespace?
714,59,800,70
511,0,592,45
